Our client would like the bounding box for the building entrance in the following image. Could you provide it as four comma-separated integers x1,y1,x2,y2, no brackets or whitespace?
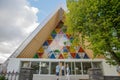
20,59,102,76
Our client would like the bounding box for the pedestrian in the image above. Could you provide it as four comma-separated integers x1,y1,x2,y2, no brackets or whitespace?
66,63,70,80
56,63,60,80
61,62,65,76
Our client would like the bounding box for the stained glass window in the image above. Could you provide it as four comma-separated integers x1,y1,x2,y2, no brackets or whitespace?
33,22,89,59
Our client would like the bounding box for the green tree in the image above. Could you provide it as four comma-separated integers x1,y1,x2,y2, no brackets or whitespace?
65,0,120,65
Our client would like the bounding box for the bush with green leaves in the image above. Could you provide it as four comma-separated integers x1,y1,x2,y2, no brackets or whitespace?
0,75,5,80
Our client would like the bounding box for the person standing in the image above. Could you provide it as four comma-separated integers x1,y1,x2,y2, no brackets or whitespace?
61,63,65,76
66,63,70,80
56,63,60,80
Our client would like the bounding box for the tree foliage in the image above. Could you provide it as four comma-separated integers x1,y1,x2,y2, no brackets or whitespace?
65,0,120,65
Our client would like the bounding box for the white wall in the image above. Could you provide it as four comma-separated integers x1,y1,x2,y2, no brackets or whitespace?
7,58,20,73
102,60,119,76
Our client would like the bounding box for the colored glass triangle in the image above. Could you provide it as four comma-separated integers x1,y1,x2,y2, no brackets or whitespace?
78,47,84,52
54,49,60,53
43,41,49,46
50,54,56,59
33,53,39,58
38,53,43,58
84,53,89,59
47,40,52,45
70,47,76,53
48,36,53,40
55,28,60,33
63,52,68,58
58,54,64,59
38,47,44,53
70,53,76,58
52,30,57,34
51,34,56,39
63,47,68,52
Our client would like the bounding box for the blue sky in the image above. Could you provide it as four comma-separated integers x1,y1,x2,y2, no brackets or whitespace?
29,0,66,23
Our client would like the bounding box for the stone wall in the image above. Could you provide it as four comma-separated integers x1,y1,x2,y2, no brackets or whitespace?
88,68,104,80
19,68,34,80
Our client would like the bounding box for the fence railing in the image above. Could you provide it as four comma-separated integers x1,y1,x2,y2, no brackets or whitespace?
0,71,19,80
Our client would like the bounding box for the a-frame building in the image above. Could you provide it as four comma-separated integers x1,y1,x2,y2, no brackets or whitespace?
3,6,120,80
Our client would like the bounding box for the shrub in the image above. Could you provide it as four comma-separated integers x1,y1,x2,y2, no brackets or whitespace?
0,75,5,80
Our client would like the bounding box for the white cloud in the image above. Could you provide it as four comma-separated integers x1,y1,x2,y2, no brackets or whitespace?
0,54,10,64
0,0,39,63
